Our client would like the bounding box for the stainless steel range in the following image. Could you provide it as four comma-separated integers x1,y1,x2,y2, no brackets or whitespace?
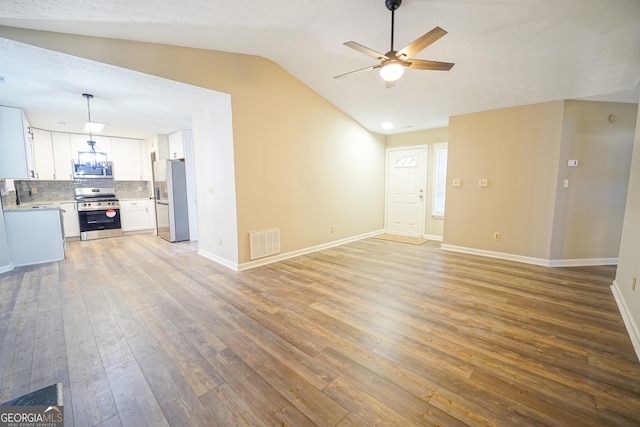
75,187,123,241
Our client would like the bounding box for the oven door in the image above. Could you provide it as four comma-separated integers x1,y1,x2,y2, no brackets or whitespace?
78,208,122,240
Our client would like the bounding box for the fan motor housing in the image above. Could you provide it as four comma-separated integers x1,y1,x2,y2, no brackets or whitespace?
385,0,402,11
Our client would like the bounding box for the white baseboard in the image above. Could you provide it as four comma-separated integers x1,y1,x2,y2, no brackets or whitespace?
424,234,443,242
548,258,618,267
611,280,640,363
440,244,617,267
199,229,385,272
122,229,154,236
198,249,239,271
0,263,14,275
236,229,385,271
440,244,551,266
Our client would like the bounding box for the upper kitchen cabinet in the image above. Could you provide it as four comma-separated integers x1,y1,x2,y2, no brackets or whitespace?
111,137,148,181
168,129,192,160
0,106,35,179
32,128,55,180
51,132,73,180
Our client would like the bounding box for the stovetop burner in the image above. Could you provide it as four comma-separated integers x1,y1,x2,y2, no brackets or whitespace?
75,187,117,200
75,187,119,211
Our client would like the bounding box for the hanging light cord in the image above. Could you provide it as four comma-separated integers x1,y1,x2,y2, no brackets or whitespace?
83,93,96,153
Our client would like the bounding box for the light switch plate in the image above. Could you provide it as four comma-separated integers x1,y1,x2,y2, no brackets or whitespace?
452,179,461,188
568,160,578,167
479,178,488,187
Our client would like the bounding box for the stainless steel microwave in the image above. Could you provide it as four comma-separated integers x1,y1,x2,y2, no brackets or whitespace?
72,160,114,179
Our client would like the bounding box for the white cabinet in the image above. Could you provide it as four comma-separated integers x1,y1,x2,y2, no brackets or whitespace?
27,128,152,182
111,137,147,181
0,106,35,179
168,129,192,160
120,199,154,233
4,209,65,267
60,202,80,239
51,132,73,180
32,128,55,180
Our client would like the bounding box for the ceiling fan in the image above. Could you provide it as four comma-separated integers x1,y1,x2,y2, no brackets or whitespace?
334,0,454,87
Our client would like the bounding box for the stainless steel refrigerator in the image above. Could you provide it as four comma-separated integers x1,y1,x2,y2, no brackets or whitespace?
154,159,190,242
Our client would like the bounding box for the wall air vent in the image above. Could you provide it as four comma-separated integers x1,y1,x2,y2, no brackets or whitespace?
249,228,280,260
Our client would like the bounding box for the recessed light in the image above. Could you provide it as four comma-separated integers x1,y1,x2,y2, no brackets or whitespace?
381,122,394,130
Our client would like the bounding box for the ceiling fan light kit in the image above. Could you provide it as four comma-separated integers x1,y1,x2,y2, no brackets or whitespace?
380,61,404,81
335,0,454,86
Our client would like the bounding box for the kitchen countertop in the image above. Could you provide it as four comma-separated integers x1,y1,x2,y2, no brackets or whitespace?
3,201,76,211
3,198,153,211
4,204,62,212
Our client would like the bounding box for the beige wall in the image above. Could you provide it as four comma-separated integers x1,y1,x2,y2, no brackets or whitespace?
444,101,565,260
386,127,449,239
614,96,640,359
0,26,386,266
551,101,637,260
443,100,637,264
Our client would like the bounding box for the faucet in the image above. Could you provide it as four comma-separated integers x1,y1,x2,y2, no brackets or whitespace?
14,180,32,206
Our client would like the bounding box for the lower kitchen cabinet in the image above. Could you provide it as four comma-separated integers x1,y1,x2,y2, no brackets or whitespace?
120,199,155,233
60,202,80,239
4,209,65,267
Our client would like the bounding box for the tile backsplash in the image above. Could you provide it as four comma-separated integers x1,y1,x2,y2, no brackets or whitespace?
1,179,152,209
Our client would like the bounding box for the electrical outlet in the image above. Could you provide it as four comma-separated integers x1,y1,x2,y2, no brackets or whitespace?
493,232,500,241
452,179,462,188
479,178,488,187
331,225,335,233
633,276,637,291
31,187,38,193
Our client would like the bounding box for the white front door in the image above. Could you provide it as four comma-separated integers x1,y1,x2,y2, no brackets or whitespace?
385,147,427,237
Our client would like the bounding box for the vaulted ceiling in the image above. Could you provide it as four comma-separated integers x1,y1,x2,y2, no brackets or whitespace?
1,0,639,139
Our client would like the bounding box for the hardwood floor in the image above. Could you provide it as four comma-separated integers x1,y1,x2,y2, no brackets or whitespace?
0,234,639,426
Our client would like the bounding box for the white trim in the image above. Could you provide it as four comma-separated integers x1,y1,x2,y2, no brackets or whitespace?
611,280,640,363
548,258,618,267
199,229,385,272
440,244,617,267
197,249,239,271
441,244,550,266
424,234,443,242
0,263,14,274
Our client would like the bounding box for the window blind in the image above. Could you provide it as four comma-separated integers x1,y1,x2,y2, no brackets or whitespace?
433,143,448,217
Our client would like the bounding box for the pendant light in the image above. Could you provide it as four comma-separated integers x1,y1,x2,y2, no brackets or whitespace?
80,93,107,168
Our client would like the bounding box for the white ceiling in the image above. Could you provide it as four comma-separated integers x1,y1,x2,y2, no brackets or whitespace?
0,0,639,139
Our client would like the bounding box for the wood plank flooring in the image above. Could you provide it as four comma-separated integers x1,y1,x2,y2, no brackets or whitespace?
1,234,639,426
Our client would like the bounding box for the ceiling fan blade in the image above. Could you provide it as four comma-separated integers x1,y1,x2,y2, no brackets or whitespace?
344,41,389,61
397,26,448,60
333,64,380,79
406,59,455,71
